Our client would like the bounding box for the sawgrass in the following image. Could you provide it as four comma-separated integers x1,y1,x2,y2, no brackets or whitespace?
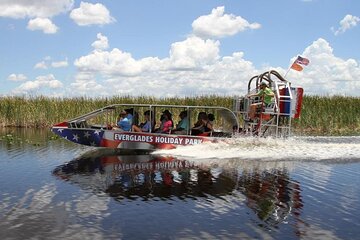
0,95,359,135
292,95,360,135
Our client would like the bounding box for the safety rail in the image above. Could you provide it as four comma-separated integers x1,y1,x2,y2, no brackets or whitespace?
234,70,295,138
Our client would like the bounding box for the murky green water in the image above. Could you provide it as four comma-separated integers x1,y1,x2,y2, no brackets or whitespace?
0,128,359,239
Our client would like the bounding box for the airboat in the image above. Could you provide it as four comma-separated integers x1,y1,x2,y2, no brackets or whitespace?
51,70,303,150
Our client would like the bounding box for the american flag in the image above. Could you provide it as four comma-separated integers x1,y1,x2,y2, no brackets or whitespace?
291,62,303,71
295,56,310,66
52,128,104,147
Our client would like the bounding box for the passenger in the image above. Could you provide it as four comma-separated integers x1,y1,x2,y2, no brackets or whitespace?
192,112,207,130
247,82,274,121
132,109,139,126
132,110,152,132
172,110,188,135
124,108,134,125
191,112,213,135
208,113,215,125
155,110,173,133
116,110,131,131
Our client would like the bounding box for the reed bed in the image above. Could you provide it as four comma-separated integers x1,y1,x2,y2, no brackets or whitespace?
0,95,359,135
292,95,360,135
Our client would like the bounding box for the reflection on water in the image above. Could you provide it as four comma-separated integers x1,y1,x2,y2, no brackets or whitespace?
54,154,234,200
1,129,360,239
0,127,53,144
239,168,302,224
53,152,303,226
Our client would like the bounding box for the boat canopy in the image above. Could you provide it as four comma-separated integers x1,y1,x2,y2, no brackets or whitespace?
66,103,239,137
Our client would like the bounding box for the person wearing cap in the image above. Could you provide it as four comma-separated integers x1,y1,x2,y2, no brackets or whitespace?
115,108,134,131
116,110,132,131
247,82,274,121
124,108,134,125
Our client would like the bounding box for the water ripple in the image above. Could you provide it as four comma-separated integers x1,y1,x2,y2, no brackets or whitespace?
1,130,360,239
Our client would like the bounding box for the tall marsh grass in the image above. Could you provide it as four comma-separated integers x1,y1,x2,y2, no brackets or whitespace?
292,95,360,135
0,96,232,128
0,95,359,135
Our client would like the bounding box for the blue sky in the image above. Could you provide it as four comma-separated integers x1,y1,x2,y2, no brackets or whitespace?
1,0,360,97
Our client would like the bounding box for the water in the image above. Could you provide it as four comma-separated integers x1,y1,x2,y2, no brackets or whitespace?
0,128,359,239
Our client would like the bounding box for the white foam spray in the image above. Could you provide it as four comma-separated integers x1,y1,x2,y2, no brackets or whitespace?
154,136,360,162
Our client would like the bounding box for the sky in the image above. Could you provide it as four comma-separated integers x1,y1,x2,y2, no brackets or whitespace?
0,0,360,98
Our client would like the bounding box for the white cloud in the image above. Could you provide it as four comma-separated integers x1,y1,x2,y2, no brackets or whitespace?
7,73,27,81
0,0,74,19
34,61,48,69
51,59,69,68
287,38,360,95
70,33,360,97
13,74,63,95
168,36,220,69
70,72,106,96
71,33,256,96
91,33,109,50
192,6,261,39
34,58,68,69
27,18,58,34
70,2,115,26
332,14,360,35
19,81,41,92
74,48,145,76
74,34,220,79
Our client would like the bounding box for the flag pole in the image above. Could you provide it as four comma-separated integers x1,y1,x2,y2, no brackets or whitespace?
284,67,291,78
284,56,297,78
284,55,309,78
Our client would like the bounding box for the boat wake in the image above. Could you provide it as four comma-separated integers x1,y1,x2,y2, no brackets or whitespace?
154,136,360,162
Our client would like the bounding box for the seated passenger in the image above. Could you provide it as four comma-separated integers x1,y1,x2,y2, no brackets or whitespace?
132,110,152,132
172,110,188,135
247,82,274,121
155,110,173,133
124,108,134,125
191,112,213,135
117,110,131,131
208,113,215,125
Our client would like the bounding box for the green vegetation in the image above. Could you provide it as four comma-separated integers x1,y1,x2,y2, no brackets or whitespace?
0,95,359,135
292,95,360,135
